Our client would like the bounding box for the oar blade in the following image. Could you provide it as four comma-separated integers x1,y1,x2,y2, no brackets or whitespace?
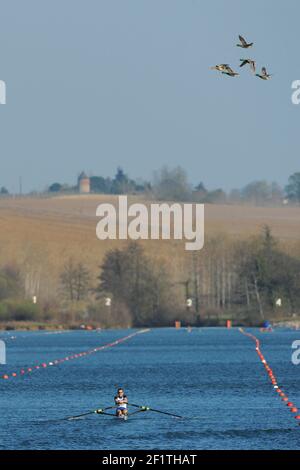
129,404,184,419
149,408,184,419
66,410,96,420
66,405,117,421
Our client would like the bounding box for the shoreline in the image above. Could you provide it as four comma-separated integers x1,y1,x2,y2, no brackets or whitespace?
1,319,300,331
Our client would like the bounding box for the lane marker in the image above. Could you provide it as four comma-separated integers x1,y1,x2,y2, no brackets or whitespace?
0,330,72,342
239,328,300,424
1,329,150,381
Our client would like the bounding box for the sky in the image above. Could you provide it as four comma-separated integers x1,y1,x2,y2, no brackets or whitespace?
0,0,299,193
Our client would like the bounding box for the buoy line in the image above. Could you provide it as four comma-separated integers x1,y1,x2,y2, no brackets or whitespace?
0,330,72,342
239,328,300,425
1,329,150,381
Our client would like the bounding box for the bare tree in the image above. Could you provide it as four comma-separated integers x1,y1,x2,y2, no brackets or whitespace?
60,259,91,302
97,242,175,326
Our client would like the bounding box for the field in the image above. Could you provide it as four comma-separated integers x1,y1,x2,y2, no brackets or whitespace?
1,195,300,271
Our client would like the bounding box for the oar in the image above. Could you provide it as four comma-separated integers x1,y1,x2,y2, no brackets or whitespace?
66,406,116,420
129,403,184,419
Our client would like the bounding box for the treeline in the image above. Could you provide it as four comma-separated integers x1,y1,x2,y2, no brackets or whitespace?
49,167,150,196
153,168,299,205
47,166,299,206
2,167,300,206
0,227,300,328
96,227,300,325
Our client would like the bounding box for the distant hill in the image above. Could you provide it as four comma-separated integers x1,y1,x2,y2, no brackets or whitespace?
0,194,299,281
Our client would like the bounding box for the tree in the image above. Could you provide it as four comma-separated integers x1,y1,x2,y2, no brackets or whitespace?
285,172,300,203
193,182,208,201
111,167,136,194
97,242,174,326
90,176,111,193
90,172,148,194
204,189,227,204
242,181,271,206
235,226,300,318
152,166,192,201
49,182,62,192
270,182,283,205
60,259,91,302
0,187,9,195
0,265,22,300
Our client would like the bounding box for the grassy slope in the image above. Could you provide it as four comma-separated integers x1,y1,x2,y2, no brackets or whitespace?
0,194,300,280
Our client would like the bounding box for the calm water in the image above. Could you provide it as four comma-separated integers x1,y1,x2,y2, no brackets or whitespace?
0,328,299,450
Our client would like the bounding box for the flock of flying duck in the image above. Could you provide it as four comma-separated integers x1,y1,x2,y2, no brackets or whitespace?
211,35,272,80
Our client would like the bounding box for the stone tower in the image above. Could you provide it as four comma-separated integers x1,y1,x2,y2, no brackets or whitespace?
78,171,90,194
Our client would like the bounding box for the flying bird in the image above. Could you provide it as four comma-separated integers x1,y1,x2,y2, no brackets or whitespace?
210,64,230,72
221,65,239,77
256,67,272,80
239,59,256,73
236,35,253,49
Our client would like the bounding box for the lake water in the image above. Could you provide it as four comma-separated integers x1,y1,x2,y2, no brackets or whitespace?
0,328,299,450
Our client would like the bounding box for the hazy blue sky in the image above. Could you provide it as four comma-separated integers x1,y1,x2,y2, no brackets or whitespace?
0,0,299,193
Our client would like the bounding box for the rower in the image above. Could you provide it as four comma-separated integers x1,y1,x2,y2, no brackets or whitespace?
114,387,128,417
